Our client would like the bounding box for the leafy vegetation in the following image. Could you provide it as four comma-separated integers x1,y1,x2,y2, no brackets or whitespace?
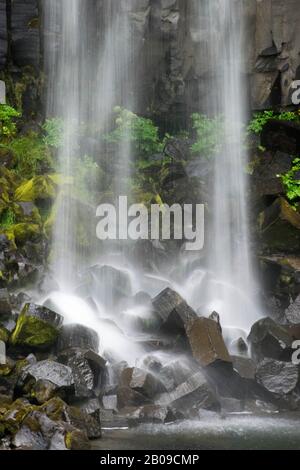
281,157,300,205
104,107,166,156
42,118,64,148
248,110,300,135
0,104,21,138
190,113,224,158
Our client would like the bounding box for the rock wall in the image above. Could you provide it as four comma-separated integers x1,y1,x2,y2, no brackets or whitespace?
0,0,299,121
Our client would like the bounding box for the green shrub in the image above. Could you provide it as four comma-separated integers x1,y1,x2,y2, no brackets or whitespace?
281,157,300,205
248,110,300,135
0,104,21,138
190,113,224,158
104,107,164,156
8,132,53,179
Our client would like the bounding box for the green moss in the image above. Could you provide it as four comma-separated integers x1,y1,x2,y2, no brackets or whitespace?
11,310,59,349
0,326,9,344
40,397,66,422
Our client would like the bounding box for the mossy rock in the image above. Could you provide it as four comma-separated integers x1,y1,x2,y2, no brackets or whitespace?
11,303,63,349
0,326,9,343
3,222,41,247
14,176,57,203
65,428,90,450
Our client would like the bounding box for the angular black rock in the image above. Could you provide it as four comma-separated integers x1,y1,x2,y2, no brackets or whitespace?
248,317,293,362
157,371,219,416
58,348,106,399
20,360,74,390
57,324,99,353
152,288,197,334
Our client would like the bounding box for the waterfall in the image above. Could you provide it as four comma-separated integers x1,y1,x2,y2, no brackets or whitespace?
202,0,260,330
42,0,259,363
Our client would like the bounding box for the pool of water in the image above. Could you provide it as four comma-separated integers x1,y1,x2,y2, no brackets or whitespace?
92,413,300,450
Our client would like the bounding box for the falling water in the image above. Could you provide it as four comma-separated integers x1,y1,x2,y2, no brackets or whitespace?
42,0,259,364
202,0,260,330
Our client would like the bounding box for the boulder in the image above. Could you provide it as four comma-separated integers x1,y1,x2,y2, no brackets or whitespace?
40,396,100,441
157,371,218,416
32,379,58,405
11,303,63,349
186,317,231,367
57,324,99,353
152,288,197,334
256,359,299,396
258,198,300,254
120,367,164,399
159,358,196,392
117,386,152,410
12,409,91,450
20,360,74,391
130,367,164,398
248,317,293,362
58,348,106,399
232,356,256,380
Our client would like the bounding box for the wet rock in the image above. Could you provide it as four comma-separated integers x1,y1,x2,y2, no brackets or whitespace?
186,317,231,367
152,288,197,335
248,317,293,362
232,356,256,380
258,198,300,254
40,396,99,441
256,359,299,396
130,367,164,398
284,295,300,324
58,348,106,399
117,386,152,409
160,358,196,392
120,367,164,399
32,379,58,405
157,371,218,416
11,303,63,349
0,289,12,321
20,360,74,391
57,324,99,354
